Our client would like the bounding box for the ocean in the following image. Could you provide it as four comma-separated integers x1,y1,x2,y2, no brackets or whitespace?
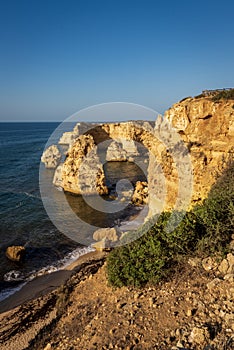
0,122,147,301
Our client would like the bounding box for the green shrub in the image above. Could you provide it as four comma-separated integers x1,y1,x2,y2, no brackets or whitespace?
107,211,204,287
107,162,234,287
194,160,234,255
211,89,234,101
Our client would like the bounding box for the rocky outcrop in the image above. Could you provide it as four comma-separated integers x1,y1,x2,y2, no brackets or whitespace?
58,124,79,145
51,122,153,195
41,145,61,169
92,228,120,250
106,141,127,161
61,135,108,195
148,95,234,215
121,139,139,157
43,96,233,215
93,227,119,242
132,181,148,205
52,164,63,188
6,246,25,262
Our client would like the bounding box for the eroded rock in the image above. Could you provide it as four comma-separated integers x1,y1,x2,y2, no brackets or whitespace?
132,181,148,205
6,246,26,262
41,145,61,169
106,141,127,161
58,123,80,145
62,135,108,195
93,227,119,242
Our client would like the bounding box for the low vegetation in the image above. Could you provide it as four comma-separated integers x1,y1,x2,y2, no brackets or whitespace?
194,88,234,100
211,88,234,101
107,161,234,287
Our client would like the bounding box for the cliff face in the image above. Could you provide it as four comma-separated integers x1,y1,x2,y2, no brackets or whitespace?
148,96,234,215
44,96,233,212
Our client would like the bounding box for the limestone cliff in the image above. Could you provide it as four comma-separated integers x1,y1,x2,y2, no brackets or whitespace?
44,95,233,216
148,94,234,215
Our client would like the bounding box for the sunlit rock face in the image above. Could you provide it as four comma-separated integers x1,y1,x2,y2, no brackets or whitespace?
41,145,61,168
45,97,233,215
148,95,234,216
58,123,80,146
61,134,108,195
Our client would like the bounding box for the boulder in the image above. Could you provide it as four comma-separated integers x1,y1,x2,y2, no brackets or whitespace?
41,145,61,169
6,246,25,262
93,227,119,242
218,253,234,275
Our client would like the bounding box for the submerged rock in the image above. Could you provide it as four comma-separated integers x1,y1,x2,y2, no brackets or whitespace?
6,246,25,262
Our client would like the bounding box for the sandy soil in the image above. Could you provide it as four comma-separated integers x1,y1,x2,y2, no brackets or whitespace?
0,251,233,350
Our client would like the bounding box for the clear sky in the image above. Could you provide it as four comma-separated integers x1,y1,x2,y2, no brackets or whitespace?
0,0,234,122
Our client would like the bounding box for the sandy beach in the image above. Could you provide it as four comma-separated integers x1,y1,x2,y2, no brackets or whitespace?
0,250,107,314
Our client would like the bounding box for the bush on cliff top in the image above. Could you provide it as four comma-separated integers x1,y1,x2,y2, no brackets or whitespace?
211,88,234,101
107,162,234,287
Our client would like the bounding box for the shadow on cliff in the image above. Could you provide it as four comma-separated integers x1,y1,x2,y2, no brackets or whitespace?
84,125,111,145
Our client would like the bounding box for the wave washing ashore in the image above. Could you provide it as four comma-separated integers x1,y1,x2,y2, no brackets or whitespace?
0,122,145,302
0,122,89,301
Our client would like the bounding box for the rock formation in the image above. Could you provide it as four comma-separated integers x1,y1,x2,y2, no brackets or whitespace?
132,181,148,205
106,141,127,161
53,164,64,188
41,145,61,169
93,227,119,243
148,95,234,215
6,246,25,262
61,135,108,195
120,139,139,157
43,95,233,217
58,123,80,145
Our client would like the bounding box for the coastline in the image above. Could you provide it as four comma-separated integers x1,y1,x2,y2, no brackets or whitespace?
0,250,107,314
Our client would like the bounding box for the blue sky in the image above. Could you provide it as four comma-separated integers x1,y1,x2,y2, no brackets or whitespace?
0,0,234,121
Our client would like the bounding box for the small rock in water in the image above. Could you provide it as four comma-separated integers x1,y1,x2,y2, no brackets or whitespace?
41,145,61,168
6,246,25,262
